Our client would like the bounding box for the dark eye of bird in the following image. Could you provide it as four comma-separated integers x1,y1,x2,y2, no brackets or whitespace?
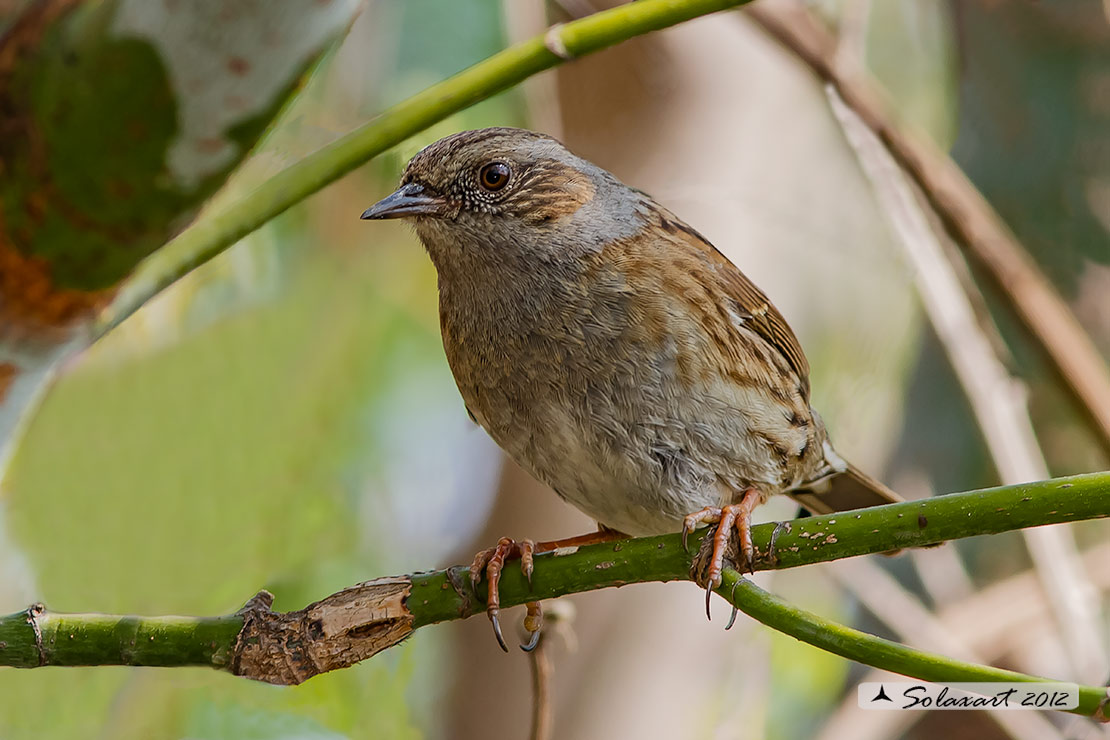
478,162,511,191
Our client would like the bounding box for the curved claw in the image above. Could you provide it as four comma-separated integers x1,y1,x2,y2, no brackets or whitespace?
725,579,741,631
520,628,541,652
469,550,491,587
705,583,713,621
768,520,791,566
473,537,534,652
520,539,536,586
489,611,509,653
521,600,543,651
682,507,720,553
472,534,605,653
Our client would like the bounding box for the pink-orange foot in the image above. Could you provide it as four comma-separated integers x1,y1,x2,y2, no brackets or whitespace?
470,527,628,652
470,537,537,652
682,488,762,619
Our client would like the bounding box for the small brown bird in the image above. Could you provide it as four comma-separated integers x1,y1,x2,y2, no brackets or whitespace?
362,127,899,650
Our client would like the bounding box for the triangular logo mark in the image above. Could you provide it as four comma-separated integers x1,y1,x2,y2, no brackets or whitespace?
872,685,893,702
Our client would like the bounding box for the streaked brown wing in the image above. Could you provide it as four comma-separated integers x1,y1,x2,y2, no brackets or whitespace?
652,207,812,396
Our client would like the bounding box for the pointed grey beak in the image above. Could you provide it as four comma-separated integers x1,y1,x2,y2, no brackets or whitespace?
360,182,450,220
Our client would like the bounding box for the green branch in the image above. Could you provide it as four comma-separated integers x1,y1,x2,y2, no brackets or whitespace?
98,0,753,337
34,0,1104,718
1,472,1107,718
721,575,1110,718
0,604,242,670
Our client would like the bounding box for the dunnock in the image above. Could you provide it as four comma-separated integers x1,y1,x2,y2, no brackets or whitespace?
362,127,900,650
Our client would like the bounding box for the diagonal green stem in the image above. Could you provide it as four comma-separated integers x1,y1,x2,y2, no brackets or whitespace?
97,0,753,337
721,573,1110,718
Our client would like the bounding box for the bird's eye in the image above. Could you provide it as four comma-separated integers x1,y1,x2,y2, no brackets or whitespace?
478,162,511,191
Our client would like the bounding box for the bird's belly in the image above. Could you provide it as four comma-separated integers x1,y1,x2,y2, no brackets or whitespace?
455,355,813,537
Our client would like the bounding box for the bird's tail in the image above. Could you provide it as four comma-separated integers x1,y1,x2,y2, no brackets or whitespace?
788,462,902,516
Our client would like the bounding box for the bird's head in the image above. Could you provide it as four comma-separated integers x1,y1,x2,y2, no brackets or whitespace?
361,127,642,268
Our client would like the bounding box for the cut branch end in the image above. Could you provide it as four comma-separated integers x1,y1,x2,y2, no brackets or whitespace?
231,577,414,685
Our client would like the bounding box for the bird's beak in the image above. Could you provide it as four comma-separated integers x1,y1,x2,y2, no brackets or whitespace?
360,182,450,220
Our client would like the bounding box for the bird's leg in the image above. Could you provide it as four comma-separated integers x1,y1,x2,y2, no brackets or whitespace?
682,488,762,618
470,537,536,652
470,526,628,652
533,525,626,553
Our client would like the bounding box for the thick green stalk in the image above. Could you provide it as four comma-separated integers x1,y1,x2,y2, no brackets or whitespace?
1,472,1107,713
0,604,242,669
408,471,1109,624
99,0,753,336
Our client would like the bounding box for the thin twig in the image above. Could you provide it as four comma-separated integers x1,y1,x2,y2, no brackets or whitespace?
528,633,553,740
745,0,1110,460
909,532,975,605
747,0,1108,684
825,79,1108,683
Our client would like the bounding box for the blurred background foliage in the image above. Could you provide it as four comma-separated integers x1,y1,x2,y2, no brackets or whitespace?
0,1,1107,739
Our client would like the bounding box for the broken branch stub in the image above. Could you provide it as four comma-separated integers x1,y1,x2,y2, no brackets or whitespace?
230,578,414,685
